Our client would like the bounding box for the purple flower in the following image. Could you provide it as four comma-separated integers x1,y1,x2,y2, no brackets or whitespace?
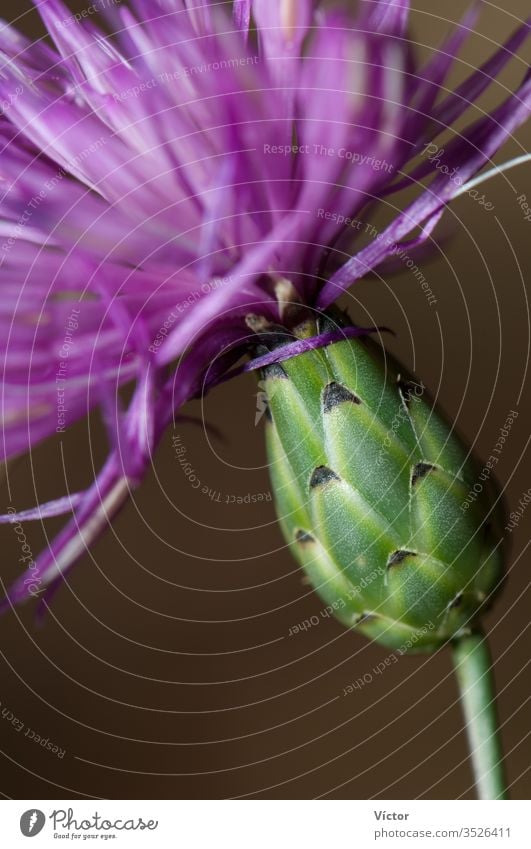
1,0,530,610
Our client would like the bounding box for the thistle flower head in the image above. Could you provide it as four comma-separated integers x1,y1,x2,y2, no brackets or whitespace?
1,0,529,608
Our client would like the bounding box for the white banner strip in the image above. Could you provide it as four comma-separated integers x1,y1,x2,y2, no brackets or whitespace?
1,800,530,848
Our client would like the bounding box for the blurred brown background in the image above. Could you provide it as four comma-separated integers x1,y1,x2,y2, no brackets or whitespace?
0,0,529,800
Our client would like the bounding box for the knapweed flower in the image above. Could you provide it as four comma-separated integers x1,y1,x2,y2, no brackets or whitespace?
0,0,530,613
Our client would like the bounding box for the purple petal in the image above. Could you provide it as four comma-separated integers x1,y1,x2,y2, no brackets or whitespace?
362,0,410,36
233,1,251,35
319,72,531,302
252,0,313,55
0,457,131,611
0,493,83,523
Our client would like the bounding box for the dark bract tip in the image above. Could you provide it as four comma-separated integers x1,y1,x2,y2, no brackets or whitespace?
262,361,288,380
354,612,377,626
316,313,341,335
295,529,315,546
322,381,361,413
387,549,417,568
449,592,463,609
411,462,436,486
309,465,340,489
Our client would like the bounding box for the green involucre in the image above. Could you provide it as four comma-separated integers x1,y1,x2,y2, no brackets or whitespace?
261,314,505,652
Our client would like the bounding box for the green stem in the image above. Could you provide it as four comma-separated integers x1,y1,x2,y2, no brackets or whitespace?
452,631,508,800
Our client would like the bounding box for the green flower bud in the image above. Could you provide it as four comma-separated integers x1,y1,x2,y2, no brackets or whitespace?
259,312,505,653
